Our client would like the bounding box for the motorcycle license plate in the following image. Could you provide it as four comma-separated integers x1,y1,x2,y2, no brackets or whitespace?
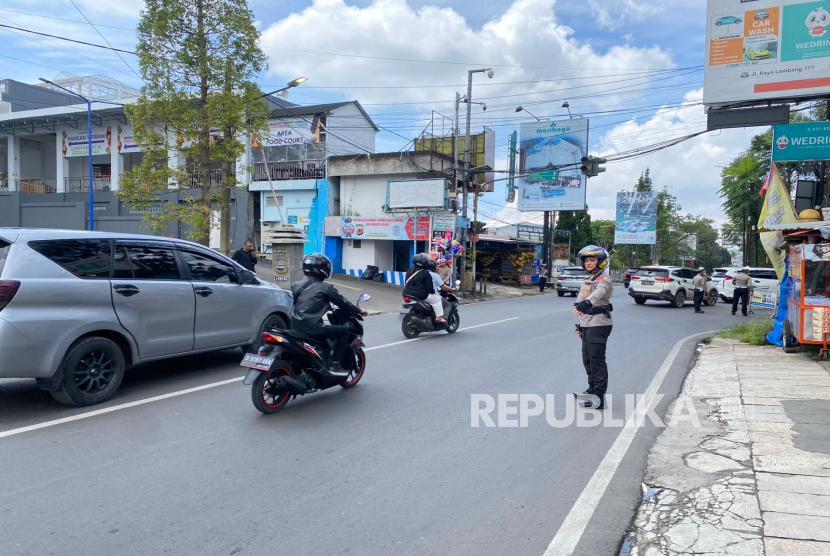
240,353,275,371
398,307,411,321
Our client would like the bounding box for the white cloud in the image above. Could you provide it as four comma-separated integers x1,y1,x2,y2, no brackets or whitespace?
588,89,761,226
587,0,666,30
259,0,676,106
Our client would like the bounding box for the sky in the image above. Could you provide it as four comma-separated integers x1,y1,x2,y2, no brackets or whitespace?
0,0,764,229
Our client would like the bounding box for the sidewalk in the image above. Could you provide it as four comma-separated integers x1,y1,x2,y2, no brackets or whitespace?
624,338,830,555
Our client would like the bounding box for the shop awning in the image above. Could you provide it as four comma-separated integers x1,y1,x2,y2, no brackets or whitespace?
758,220,830,233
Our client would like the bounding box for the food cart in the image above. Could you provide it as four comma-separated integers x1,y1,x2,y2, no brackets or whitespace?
784,242,830,357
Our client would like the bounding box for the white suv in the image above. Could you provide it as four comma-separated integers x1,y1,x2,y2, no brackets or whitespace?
717,267,779,303
628,266,719,308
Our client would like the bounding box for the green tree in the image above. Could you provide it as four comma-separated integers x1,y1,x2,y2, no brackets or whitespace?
117,0,269,249
635,168,654,192
590,219,615,250
556,208,592,261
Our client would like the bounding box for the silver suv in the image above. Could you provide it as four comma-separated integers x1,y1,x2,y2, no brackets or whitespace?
556,266,589,297
0,228,293,406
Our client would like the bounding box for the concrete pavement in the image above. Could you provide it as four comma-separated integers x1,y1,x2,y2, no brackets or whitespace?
624,337,830,555
0,289,746,556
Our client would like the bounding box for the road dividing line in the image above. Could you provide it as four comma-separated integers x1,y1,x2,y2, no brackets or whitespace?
543,331,715,556
0,377,244,440
1,317,520,440
328,281,363,291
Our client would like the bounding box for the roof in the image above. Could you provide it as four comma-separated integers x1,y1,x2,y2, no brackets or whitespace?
475,234,540,245
0,227,199,247
760,220,830,233
0,103,128,134
266,99,379,131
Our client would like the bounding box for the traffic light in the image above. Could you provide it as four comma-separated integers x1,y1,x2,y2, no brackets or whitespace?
579,155,607,177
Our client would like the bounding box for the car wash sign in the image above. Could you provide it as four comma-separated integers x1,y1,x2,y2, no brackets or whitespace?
773,121,830,161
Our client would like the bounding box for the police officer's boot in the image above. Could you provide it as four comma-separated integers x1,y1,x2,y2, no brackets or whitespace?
573,386,594,398
579,391,605,410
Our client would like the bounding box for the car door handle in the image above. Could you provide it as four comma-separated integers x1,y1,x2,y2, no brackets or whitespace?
113,284,139,297
195,287,213,297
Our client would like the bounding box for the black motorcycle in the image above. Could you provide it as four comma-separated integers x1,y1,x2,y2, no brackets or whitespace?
241,294,370,414
398,286,460,338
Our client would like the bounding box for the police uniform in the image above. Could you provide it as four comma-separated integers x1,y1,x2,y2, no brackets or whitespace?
693,272,707,313
732,270,752,316
576,270,613,402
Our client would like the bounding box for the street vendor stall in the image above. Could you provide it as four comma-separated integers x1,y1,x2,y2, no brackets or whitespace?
785,242,830,357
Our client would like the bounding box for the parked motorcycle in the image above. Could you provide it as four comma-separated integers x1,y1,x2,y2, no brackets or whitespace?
241,293,371,414
398,282,460,338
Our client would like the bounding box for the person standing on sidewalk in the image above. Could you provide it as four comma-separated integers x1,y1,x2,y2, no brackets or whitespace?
693,267,708,314
572,245,613,410
538,263,548,293
232,240,257,272
731,266,753,316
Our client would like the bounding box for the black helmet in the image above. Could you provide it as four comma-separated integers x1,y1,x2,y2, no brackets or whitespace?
426,258,437,271
303,253,332,280
412,252,431,269
577,245,609,272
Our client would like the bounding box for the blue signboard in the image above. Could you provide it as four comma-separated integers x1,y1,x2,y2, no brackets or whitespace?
772,121,830,162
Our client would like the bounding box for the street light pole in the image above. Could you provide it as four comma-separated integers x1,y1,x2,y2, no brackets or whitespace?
460,68,493,296
40,78,94,230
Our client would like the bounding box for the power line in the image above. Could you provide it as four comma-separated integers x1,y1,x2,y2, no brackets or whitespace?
67,0,142,82
0,23,137,54
0,7,134,30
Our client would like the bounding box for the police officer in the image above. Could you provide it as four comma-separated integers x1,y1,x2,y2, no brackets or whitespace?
731,266,752,316
693,267,707,314
572,245,613,410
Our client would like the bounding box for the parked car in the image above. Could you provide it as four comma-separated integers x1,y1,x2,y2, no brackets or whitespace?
718,267,779,303
556,266,589,297
0,229,293,406
628,266,719,308
624,267,639,288
715,15,743,26
745,48,772,60
754,9,769,20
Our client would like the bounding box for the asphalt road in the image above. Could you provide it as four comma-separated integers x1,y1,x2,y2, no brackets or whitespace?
0,289,756,556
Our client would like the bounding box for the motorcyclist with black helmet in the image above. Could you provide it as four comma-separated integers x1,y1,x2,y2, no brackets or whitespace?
572,245,614,409
289,253,368,377
403,253,445,323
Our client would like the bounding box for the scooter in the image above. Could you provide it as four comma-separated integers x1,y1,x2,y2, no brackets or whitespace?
241,293,371,414
398,281,461,338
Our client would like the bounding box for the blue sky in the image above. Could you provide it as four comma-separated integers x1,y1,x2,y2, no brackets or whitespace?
0,0,758,226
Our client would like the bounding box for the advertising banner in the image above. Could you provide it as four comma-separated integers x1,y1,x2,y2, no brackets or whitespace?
117,124,142,154
517,119,588,212
758,163,798,280
705,0,830,106
614,191,657,244
772,121,830,161
255,116,322,147
431,212,456,239
751,289,779,309
341,216,430,241
62,126,112,158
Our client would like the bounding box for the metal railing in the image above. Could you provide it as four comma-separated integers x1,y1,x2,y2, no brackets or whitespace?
251,161,325,182
186,169,224,188
65,178,111,193
18,178,57,194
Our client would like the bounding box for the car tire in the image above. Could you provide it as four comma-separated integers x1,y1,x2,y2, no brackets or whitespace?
557,291,565,298
245,314,287,353
704,290,718,306
634,298,646,305
673,290,686,308
50,337,126,407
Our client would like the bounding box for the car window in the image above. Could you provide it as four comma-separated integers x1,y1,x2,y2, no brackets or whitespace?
682,269,696,279
636,268,668,278
28,239,112,278
113,246,133,279
563,268,584,276
0,240,9,276
182,251,238,283
711,268,729,279
750,270,777,280
125,247,181,280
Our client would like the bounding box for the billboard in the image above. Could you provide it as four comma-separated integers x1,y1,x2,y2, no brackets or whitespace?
614,191,657,244
772,120,830,160
62,126,112,157
387,179,446,209
413,129,496,191
254,116,322,147
117,124,142,154
704,0,830,106
341,216,430,241
517,119,588,212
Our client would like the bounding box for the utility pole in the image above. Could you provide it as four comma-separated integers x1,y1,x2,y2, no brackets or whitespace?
459,68,493,296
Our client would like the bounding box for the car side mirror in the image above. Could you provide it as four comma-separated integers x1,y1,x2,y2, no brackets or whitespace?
240,270,258,284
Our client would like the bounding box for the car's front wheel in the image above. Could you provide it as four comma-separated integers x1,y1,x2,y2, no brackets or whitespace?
51,337,126,406
704,290,718,306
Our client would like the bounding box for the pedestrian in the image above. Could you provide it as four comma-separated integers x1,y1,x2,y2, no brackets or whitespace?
572,245,613,410
232,240,257,272
437,259,452,286
538,263,548,292
693,267,707,314
731,266,752,316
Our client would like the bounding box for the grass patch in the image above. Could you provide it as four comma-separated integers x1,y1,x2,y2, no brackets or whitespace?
720,320,774,345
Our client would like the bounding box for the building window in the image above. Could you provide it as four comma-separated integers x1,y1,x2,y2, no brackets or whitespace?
353,240,362,248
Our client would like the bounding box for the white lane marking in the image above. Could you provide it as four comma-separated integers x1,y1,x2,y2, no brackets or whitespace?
0,377,243,440
364,317,520,351
1,317,520,440
327,281,363,291
543,331,715,556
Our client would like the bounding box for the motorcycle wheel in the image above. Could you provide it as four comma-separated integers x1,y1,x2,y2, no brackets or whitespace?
251,362,292,414
341,348,366,389
401,314,421,339
446,308,460,333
